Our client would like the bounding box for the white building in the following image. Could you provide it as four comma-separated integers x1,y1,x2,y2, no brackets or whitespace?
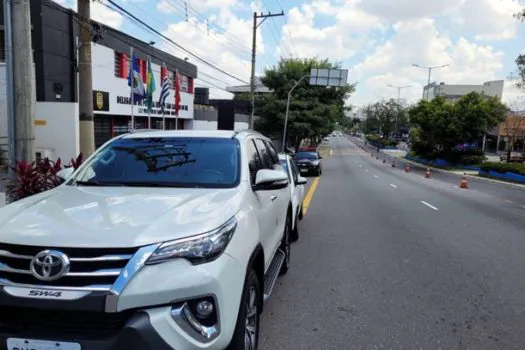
423,80,504,102
0,0,197,162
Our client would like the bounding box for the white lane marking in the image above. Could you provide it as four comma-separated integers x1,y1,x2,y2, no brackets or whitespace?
330,149,333,156
365,169,369,172
374,175,379,178
505,199,513,204
421,201,439,211
390,184,398,189
453,185,458,189
521,204,525,209
358,164,362,168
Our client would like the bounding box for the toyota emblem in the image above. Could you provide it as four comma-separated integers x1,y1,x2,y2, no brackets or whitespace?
30,250,70,281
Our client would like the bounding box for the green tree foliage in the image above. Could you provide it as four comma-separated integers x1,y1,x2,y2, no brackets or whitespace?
512,8,525,90
254,58,355,149
361,99,407,137
409,92,508,155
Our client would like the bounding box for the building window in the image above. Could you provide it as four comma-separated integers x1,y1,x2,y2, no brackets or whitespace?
114,52,128,79
114,51,121,78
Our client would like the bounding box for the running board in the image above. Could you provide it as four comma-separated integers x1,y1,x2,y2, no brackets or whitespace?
263,249,285,303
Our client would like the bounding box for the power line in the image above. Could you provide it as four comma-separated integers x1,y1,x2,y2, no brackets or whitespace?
105,0,249,84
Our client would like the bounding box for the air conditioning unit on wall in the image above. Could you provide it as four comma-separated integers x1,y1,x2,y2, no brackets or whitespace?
35,148,55,161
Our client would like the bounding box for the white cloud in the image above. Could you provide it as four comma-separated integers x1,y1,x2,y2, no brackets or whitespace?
52,0,124,29
351,18,505,106
156,1,176,14
357,0,460,22
451,0,522,41
278,2,384,60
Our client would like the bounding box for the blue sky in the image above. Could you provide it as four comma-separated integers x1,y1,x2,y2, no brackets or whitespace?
57,0,525,107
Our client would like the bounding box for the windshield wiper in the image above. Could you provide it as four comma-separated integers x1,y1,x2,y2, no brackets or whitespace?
74,180,127,187
116,181,199,188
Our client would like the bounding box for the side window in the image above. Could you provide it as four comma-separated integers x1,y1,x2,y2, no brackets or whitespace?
245,139,263,185
290,159,299,183
254,139,273,170
264,140,280,165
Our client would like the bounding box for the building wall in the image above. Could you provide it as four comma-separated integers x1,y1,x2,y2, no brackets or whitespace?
424,80,504,101
91,43,194,120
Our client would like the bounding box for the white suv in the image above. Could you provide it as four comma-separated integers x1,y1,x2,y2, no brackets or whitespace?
0,130,293,350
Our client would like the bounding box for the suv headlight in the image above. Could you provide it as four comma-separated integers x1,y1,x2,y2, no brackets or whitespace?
311,160,320,165
146,217,237,265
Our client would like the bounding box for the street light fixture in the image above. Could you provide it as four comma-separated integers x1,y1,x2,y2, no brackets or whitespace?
386,84,412,133
411,63,449,100
282,75,309,152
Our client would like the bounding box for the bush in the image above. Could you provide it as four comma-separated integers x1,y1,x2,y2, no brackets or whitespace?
365,134,398,148
7,153,83,202
480,162,525,176
412,150,486,166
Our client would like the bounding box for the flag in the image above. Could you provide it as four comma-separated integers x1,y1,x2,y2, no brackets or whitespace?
127,52,146,103
174,69,181,116
145,57,156,113
159,65,171,115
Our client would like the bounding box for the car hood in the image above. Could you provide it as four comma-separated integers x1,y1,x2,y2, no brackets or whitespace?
0,185,242,248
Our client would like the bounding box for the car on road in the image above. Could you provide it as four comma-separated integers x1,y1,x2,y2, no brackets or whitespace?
279,153,307,242
294,149,323,176
0,130,294,350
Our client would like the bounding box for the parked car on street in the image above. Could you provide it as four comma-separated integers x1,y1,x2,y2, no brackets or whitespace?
294,149,323,176
0,129,294,350
279,153,307,241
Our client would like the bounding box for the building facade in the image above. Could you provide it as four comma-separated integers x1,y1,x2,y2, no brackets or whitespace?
423,80,504,102
0,0,197,161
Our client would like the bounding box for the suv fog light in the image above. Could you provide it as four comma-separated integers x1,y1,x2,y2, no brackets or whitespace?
170,297,220,342
196,300,214,319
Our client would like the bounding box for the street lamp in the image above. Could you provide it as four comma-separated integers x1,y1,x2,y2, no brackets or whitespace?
386,84,412,133
411,63,449,100
282,74,309,152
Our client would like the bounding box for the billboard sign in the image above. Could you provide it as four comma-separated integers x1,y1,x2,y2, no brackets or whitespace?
309,68,348,87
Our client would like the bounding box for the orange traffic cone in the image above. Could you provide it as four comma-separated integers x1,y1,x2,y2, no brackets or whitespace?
460,174,468,189
425,168,431,178
404,164,411,172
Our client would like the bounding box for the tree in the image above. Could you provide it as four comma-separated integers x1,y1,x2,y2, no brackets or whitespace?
409,92,507,157
512,6,525,90
501,111,525,162
254,58,355,149
361,99,406,138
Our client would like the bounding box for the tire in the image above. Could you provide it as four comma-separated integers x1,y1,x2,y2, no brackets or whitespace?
279,214,291,275
298,205,304,220
227,268,261,350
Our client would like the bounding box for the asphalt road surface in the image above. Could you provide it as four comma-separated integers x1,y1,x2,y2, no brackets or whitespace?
260,136,525,350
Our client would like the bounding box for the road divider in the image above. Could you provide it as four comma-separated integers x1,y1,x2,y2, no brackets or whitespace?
421,201,439,211
302,177,320,216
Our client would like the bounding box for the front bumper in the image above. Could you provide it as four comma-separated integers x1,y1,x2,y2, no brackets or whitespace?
0,253,246,350
0,310,171,350
297,163,320,173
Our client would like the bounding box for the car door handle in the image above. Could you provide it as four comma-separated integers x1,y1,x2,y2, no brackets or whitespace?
270,195,278,202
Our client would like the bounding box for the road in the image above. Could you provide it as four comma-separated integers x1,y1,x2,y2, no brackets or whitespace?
260,136,525,349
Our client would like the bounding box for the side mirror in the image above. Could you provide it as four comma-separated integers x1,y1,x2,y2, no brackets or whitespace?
318,156,323,159
296,176,307,185
56,167,75,182
254,169,289,191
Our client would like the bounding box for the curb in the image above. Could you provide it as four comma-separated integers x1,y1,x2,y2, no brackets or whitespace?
399,156,525,189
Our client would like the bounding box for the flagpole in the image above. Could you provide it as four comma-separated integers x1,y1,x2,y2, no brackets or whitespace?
147,55,151,129
130,46,134,131
162,63,166,130
175,69,179,130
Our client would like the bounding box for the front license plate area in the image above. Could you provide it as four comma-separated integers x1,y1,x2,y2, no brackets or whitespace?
7,338,81,350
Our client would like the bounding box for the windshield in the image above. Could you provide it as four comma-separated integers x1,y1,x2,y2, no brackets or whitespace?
295,152,318,160
72,137,240,188
279,159,291,180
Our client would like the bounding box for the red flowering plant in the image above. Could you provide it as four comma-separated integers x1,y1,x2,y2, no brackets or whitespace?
7,153,84,202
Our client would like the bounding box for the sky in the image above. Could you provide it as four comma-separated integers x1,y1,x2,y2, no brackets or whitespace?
54,0,525,109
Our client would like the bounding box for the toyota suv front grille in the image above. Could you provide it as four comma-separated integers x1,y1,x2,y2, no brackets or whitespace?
0,243,137,290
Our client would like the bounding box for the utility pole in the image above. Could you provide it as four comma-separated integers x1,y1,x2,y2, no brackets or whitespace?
250,10,284,129
411,63,449,100
12,0,35,163
3,0,15,182
78,0,95,156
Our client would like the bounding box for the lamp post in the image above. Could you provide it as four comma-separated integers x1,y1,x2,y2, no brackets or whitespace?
282,75,309,152
411,63,449,100
387,84,412,134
